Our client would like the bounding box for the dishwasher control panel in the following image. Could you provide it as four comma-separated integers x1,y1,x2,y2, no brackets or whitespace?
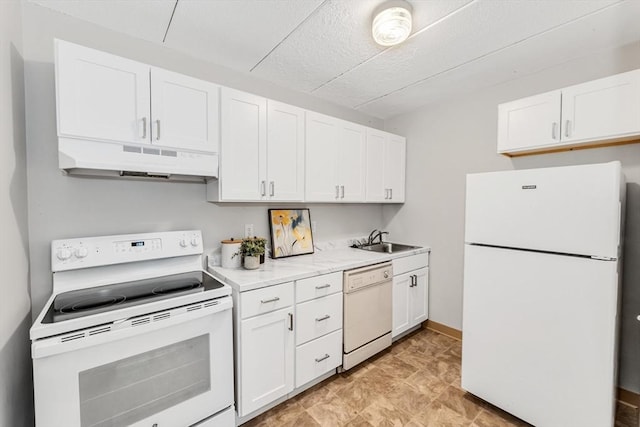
344,262,393,292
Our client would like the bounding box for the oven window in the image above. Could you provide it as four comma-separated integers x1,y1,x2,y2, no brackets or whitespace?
78,334,210,427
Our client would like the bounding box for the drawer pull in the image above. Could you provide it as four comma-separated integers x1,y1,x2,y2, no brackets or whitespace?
261,297,280,304
315,284,331,290
315,354,330,363
315,315,331,322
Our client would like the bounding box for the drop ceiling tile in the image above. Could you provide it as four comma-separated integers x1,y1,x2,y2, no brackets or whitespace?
314,0,620,109
358,0,640,119
28,0,176,42
164,0,323,71
251,0,472,93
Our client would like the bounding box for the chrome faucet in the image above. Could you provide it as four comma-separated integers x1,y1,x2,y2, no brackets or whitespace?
367,229,389,245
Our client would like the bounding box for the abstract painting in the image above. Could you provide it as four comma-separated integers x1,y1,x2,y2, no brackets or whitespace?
268,209,314,259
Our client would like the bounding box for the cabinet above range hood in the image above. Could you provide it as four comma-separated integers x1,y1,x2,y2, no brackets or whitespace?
55,39,220,182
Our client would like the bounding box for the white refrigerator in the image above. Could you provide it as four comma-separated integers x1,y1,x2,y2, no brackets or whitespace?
461,161,625,427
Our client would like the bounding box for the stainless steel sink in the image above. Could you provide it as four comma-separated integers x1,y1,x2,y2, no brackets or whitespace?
357,242,420,254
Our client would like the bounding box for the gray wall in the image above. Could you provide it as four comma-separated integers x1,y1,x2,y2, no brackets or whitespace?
383,41,640,392
0,0,34,425
21,2,385,317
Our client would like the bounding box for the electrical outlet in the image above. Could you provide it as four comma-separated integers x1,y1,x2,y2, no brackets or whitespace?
311,221,317,233
244,224,254,238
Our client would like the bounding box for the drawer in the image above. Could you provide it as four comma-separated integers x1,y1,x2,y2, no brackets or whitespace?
240,281,294,319
295,329,342,388
393,252,429,276
296,292,343,345
296,272,343,303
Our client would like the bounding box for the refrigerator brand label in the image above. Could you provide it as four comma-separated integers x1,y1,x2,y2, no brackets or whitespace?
522,185,537,190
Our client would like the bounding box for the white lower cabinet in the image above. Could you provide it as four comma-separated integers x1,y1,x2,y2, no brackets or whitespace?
295,330,342,388
239,306,294,416
236,273,342,419
392,254,429,338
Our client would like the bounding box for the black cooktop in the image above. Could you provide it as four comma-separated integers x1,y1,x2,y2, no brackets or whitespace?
42,271,225,323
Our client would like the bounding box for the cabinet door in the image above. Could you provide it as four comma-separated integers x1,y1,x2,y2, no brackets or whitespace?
338,122,366,202
267,101,304,201
561,69,640,143
220,88,267,201
410,267,429,325
305,112,340,202
55,40,150,144
385,135,406,203
365,129,386,202
150,68,219,153
392,272,411,338
239,307,294,416
497,91,561,153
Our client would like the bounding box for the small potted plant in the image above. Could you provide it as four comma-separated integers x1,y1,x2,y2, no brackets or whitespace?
234,237,267,270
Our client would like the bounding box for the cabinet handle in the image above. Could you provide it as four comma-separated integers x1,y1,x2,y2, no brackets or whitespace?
315,354,330,363
551,122,558,140
261,181,266,197
270,181,275,197
140,117,147,139
335,185,340,199
389,188,393,200
565,120,571,138
315,284,331,290
340,185,345,199
260,297,280,304
155,120,161,140
410,275,416,287
315,314,331,322
288,313,293,331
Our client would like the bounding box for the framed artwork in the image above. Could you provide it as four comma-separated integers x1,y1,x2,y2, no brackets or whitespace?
268,209,315,259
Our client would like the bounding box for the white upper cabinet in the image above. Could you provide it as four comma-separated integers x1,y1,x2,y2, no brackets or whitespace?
56,40,221,155
366,129,406,203
305,112,341,202
338,122,367,202
561,70,640,144
218,88,267,201
497,91,561,153
210,91,304,202
149,68,220,152
305,112,366,202
267,101,305,201
56,40,151,145
498,69,640,155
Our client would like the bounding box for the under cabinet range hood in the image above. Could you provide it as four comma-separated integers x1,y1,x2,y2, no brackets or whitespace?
55,39,220,182
58,138,218,182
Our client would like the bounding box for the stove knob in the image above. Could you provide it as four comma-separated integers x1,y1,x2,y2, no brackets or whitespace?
179,238,188,248
56,248,72,260
190,236,200,247
75,247,88,258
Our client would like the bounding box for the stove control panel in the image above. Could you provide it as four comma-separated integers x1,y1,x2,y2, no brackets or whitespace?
52,230,204,272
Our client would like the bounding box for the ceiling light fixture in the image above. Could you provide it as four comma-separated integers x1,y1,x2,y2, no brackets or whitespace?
372,0,413,47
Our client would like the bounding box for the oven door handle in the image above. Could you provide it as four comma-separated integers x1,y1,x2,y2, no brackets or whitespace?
32,296,233,359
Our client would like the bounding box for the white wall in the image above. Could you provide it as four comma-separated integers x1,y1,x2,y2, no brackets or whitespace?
21,2,385,317
383,41,640,392
0,0,34,425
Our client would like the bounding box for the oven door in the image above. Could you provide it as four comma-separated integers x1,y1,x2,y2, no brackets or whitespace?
32,296,234,427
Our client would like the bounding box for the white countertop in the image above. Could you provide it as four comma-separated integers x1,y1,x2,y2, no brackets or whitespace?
207,245,430,292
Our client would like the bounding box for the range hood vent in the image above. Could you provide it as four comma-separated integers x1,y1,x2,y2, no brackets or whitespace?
59,138,218,182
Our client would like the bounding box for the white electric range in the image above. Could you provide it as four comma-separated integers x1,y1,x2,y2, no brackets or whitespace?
30,230,234,427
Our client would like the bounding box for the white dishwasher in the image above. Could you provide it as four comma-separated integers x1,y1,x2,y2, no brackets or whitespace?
342,262,393,370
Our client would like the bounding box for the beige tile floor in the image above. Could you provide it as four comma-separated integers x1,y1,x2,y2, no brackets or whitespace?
242,327,638,427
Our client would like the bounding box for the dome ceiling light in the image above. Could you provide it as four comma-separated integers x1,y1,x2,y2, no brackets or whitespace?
372,0,413,47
